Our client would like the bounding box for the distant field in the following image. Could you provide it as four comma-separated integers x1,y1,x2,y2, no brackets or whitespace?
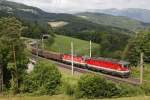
44,35,100,56
48,21,68,28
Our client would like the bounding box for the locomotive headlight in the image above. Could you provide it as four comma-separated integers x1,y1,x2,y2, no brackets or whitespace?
117,68,121,71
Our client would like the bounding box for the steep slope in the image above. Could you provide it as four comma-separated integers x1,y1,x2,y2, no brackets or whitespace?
77,12,149,31
92,8,150,23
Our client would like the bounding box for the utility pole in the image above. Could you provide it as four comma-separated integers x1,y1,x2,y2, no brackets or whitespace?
36,40,38,59
42,36,44,50
90,40,92,58
71,42,74,75
140,52,144,84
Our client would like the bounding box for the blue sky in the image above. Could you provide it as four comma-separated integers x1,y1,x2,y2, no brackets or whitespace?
8,0,150,13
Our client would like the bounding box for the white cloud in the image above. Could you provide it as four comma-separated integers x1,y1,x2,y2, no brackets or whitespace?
7,0,150,13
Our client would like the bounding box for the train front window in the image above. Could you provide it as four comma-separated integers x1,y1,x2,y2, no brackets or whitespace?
124,64,129,68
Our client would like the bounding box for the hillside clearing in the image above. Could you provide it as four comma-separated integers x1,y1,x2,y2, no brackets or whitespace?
48,21,68,28
44,35,100,56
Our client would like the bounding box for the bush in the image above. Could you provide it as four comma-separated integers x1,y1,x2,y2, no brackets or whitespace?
77,74,120,98
21,61,61,95
118,83,144,97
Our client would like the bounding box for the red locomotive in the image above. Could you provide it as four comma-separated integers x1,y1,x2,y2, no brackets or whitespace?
85,58,130,77
31,47,130,77
62,54,86,65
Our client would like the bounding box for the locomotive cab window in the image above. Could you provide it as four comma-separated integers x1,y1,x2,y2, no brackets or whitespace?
124,64,129,68
119,61,130,68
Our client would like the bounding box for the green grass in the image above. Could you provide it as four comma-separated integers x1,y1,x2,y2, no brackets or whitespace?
0,95,150,100
59,67,81,85
101,96,150,100
0,94,74,100
21,37,37,45
131,64,150,80
44,35,100,56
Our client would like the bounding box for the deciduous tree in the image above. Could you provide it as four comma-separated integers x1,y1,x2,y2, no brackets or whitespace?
0,17,28,93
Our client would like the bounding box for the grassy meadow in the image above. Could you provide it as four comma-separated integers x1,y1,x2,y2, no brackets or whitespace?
44,35,100,56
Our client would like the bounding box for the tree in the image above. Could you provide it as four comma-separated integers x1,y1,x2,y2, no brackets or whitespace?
123,30,150,66
0,17,28,93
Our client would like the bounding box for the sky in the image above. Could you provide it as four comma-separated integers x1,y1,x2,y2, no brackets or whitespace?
8,0,150,13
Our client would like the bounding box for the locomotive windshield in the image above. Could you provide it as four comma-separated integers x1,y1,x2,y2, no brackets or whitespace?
123,64,129,68
119,61,130,68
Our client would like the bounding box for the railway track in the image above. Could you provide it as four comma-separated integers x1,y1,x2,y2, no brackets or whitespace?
41,57,142,85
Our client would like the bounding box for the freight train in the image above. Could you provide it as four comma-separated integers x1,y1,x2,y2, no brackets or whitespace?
31,47,130,77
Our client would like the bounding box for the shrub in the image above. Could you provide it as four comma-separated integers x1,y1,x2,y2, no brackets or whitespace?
118,83,144,97
77,74,120,98
103,81,121,97
21,61,61,95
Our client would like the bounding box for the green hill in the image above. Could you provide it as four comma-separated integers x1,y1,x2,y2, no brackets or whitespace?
44,35,100,56
76,12,149,31
0,1,133,58
95,8,150,23
0,0,133,36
